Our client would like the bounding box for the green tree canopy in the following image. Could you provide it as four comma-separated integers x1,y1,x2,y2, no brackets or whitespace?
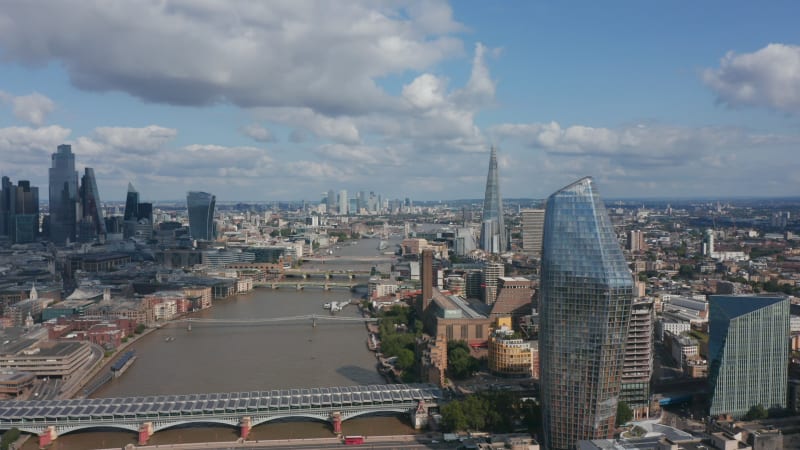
616,401,633,426
743,404,768,421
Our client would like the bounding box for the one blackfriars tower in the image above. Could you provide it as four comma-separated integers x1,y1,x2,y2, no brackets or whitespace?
539,177,634,449
187,191,216,241
480,146,505,253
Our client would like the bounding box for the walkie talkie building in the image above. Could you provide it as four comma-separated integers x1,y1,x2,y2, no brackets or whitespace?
539,177,634,450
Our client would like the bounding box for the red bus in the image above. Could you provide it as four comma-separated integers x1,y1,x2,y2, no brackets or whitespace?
344,435,364,445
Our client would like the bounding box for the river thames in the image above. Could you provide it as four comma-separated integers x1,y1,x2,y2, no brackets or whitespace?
22,238,417,449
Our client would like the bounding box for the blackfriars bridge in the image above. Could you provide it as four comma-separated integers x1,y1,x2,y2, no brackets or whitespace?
0,384,440,447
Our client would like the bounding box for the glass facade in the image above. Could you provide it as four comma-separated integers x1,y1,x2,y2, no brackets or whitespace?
48,144,79,244
708,295,789,418
80,167,106,237
539,177,633,450
187,191,216,241
480,146,505,253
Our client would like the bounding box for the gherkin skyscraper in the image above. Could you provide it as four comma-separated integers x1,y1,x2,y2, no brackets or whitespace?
539,177,634,450
479,146,505,253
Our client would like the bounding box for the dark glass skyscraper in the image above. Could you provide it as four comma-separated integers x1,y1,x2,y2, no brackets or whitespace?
0,177,39,244
79,167,106,239
187,191,216,241
539,177,633,450
479,146,505,253
124,182,140,221
48,144,79,245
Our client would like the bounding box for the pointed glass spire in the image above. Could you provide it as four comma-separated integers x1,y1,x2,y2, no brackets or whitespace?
480,146,505,253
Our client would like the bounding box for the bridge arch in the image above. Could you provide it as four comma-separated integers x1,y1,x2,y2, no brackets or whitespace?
343,408,411,421
251,412,330,427
154,419,239,433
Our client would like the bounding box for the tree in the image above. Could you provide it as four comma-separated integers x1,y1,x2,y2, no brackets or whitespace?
396,349,415,370
616,401,633,426
1,427,20,450
743,404,768,421
135,323,146,334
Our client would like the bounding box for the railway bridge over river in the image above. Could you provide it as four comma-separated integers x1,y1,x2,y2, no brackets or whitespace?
0,384,440,447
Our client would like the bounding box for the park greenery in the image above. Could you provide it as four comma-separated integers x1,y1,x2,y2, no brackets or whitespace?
378,305,422,380
440,391,541,434
743,404,769,421
447,340,481,380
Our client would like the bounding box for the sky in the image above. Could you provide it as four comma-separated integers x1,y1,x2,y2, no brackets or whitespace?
0,1,799,202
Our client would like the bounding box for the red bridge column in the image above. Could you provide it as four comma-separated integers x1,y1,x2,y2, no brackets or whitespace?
38,426,57,447
240,416,252,440
138,422,153,445
331,411,342,435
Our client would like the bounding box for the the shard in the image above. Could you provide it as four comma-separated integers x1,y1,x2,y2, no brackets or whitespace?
479,146,506,253
539,177,634,450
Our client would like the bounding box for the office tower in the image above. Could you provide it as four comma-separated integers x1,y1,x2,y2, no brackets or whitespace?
187,191,216,241
124,182,140,221
620,299,654,419
420,249,434,312
703,229,715,256
521,209,545,257
78,167,106,241
482,261,504,305
338,190,348,216
480,146,506,254
327,190,336,215
48,144,79,245
708,295,789,418
359,191,366,212
627,230,644,252
0,177,39,244
539,177,634,450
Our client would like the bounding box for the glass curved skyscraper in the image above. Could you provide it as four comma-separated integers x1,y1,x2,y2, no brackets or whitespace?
187,191,216,241
539,177,633,450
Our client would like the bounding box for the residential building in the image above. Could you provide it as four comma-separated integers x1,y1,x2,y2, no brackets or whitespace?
539,177,634,450
482,261,504,305
521,209,545,257
620,299,654,419
488,328,533,378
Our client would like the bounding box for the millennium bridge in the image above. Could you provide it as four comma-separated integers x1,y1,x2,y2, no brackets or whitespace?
0,383,440,446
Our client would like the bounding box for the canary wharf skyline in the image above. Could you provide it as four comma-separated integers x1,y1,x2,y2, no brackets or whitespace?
1,1,799,201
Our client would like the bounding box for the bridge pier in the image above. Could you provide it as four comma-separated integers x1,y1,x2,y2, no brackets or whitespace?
240,416,252,440
271,283,277,289
296,283,302,290
412,400,430,430
39,426,57,447
330,411,342,435
138,421,154,445
324,283,330,291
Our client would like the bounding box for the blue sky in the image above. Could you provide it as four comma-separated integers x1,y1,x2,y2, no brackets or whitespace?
0,1,799,201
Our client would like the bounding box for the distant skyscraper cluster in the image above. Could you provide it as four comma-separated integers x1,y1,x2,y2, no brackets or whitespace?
187,191,216,241
480,146,506,254
47,144,110,244
539,177,634,450
325,189,389,215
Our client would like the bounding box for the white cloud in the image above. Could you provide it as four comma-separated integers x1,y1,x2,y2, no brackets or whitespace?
0,1,463,115
703,43,800,114
241,124,276,143
0,91,56,126
254,107,361,145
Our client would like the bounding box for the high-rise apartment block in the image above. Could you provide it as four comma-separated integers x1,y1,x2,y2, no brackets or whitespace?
0,177,39,244
521,209,545,257
480,147,506,253
708,295,789,418
187,191,216,241
48,144,79,244
539,177,634,450
620,298,654,419
338,190,348,216
627,230,645,252
482,261,504,305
